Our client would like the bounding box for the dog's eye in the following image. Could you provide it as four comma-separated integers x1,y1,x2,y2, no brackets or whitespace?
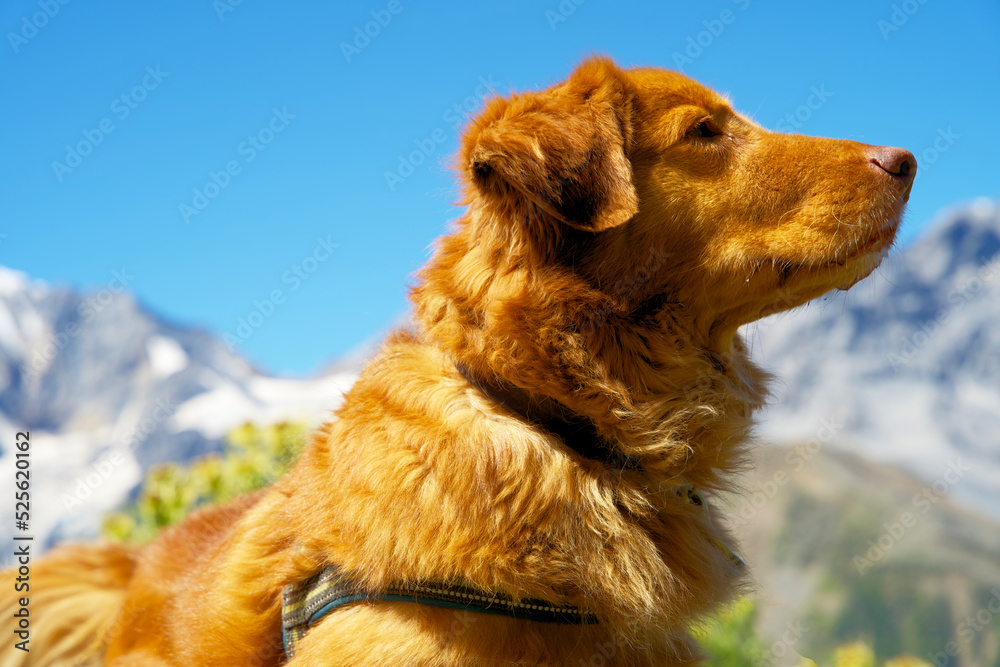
688,120,722,138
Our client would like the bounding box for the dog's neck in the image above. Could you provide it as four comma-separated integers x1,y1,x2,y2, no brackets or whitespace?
455,362,641,471
412,210,771,489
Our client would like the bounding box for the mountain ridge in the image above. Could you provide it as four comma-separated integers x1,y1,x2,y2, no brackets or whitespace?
0,267,357,550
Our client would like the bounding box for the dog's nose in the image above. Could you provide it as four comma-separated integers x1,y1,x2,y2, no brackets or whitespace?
868,146,917,181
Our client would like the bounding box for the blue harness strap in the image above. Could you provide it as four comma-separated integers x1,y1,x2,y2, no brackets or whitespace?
281,567,596,657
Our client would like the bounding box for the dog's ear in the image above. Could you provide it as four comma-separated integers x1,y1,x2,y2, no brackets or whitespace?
463,58,638,232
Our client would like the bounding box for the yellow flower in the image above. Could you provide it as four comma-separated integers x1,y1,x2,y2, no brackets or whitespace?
833,641,875,667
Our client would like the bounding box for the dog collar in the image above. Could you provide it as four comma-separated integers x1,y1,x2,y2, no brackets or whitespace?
455,362,641,472
281,568,596,658
456,363,742,567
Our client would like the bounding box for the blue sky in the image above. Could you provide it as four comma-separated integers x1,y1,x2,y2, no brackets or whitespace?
2,1,998,376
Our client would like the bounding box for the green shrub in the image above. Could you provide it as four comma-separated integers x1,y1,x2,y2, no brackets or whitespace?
693,596,768,665
102,421,307,543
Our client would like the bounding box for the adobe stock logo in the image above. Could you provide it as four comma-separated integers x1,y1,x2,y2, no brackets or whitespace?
877,0,930,40
7,0,72,54
51,66,170,182
339,0,407,63
853,458,970,576
22,268,135,380
213,0,245,21
774,85,834,133
179,107,295,224
545,0,586,31
223,235,338,350
384,76,499,192
670,0,751,72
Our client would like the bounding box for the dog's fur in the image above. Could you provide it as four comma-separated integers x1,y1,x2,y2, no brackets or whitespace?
3,57,914,666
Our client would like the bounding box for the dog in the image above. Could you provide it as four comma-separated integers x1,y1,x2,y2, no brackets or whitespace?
4,57,914,666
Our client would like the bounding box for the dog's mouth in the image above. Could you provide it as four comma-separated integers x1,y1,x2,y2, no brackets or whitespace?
834,245,890,290
755,211,900,315
832,211,901,290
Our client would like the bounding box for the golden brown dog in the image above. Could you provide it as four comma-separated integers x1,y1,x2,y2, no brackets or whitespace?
3,57,914,666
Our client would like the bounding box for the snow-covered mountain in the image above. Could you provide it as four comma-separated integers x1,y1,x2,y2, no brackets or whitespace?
0,270,358,554
749,198,1000,518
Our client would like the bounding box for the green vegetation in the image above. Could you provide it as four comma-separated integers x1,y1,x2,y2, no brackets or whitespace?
102,421,307,543
694,596,932,666
693,596,767,665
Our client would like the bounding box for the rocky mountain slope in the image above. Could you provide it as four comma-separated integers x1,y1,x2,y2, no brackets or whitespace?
732,444,1000,666
0,269,356,550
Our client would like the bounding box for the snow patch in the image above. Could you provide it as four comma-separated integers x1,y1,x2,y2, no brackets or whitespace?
146,335,189,379
0,266,29,296
170,371,355,439
0,304,22,357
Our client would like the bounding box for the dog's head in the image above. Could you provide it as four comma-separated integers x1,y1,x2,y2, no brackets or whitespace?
415,56,915,471
460,57,915,342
